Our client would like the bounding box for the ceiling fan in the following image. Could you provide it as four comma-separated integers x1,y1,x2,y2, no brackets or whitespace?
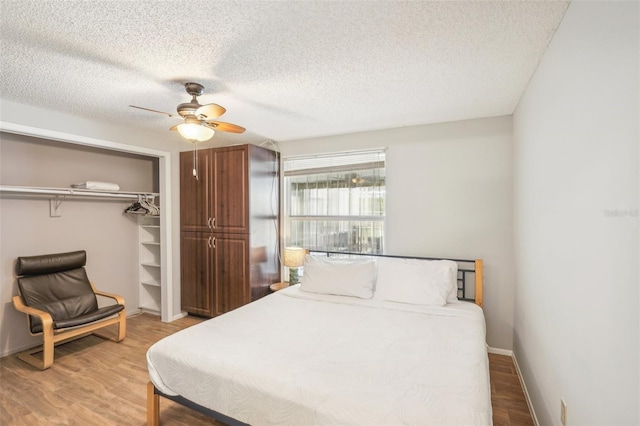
130,82,246,141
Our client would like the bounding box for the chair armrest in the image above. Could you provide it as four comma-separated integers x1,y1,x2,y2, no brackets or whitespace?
90,282,126,306
12,295,54,329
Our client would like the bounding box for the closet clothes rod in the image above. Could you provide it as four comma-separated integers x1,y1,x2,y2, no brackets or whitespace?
0,185,159,200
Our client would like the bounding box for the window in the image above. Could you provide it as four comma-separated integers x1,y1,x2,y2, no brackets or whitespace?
284,150,385,254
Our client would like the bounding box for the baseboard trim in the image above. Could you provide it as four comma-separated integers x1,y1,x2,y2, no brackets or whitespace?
512,352,540,426
170,311,188,322
1,341,41,359
488,346,513,356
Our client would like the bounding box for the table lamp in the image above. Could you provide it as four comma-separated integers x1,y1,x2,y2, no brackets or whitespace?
283,247,306,285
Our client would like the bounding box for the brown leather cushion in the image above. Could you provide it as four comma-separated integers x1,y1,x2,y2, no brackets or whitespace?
16,251,123,333
16,250,86,276
35,304,124,333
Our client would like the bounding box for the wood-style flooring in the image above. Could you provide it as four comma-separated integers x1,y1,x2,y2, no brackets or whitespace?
490,353,535,426
1,313,534,425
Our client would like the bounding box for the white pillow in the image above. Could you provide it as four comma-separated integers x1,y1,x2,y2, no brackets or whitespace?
373,257,458,306
446,262,460,304
299,256,376,299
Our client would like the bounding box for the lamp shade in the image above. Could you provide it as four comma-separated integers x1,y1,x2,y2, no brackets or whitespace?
177,119,215,141
283,247,305,267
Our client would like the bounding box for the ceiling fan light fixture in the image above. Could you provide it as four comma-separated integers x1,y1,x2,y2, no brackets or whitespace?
177,119,215,142
131,82,245,138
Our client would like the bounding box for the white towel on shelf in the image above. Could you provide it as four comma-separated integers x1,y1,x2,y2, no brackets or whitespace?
71,181,121,191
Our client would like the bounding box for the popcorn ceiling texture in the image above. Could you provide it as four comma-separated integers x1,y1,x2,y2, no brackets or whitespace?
0,0,569,142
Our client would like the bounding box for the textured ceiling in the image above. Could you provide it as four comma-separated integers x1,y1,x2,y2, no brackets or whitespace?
0,0,569,144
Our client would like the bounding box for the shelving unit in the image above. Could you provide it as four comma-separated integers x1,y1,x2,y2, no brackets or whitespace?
139,215,162,315
0,185,158,217
0,184,157,199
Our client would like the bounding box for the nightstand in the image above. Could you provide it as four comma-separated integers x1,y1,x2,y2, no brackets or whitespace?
269,282,290,292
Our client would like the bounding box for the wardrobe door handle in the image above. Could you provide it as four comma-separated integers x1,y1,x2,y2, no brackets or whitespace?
207,217,212,229
212,236,216,248
212,218,216,229
208,236,213,248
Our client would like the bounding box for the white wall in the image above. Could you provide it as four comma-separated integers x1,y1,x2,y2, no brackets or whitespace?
279,115,514,350
513,1,639,425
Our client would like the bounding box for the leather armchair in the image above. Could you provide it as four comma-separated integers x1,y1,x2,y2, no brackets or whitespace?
12,250,126,370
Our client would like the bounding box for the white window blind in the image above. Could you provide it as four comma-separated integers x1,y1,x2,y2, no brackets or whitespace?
284,149,385,254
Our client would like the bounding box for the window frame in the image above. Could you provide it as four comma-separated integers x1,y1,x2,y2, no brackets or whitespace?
282,149,386,255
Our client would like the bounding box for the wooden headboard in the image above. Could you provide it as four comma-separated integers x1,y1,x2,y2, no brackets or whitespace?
308,251,484,307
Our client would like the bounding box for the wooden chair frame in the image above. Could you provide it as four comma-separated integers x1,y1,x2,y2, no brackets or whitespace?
12,282,126,370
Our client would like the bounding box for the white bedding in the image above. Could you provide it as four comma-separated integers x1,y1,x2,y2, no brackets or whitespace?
147,285,492,425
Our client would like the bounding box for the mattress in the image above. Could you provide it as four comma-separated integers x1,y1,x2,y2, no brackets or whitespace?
147,285,492,425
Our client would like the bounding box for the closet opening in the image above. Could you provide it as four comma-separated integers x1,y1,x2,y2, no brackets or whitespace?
0,122,175,326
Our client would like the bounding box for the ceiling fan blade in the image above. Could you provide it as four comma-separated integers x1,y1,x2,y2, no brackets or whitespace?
204,121,246,134
130,105,179,118
195,103,226,120
169,124,178,131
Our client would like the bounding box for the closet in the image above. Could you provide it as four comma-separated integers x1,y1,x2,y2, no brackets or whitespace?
0,130,170,354
180,144,279,317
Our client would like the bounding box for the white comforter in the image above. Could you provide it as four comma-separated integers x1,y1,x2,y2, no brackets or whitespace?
147,286,492,425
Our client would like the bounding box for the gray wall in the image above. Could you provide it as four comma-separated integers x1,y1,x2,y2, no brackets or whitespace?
0,133,156,356
513,1,639,424
279,115,515,350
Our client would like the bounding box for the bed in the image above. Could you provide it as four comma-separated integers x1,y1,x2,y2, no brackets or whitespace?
146,253,490,425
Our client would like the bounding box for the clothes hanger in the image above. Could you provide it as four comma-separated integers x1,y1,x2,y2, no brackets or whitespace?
141,195,160,216
125,195,148,214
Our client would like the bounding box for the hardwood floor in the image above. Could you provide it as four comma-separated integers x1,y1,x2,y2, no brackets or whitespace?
1,313,534,425
0,313,220,426
490,353,535,426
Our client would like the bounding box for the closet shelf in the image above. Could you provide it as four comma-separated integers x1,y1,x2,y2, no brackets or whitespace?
0,185,158,200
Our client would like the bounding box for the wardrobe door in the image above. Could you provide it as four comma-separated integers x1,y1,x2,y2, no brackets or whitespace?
212,147,249,234
180,149,213,233
180,232,215,316
213,233,249,316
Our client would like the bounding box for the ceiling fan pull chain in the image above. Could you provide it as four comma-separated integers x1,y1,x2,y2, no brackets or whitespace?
193,142,199,180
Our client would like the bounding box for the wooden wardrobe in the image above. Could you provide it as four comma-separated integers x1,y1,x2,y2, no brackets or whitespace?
180,144,280,317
